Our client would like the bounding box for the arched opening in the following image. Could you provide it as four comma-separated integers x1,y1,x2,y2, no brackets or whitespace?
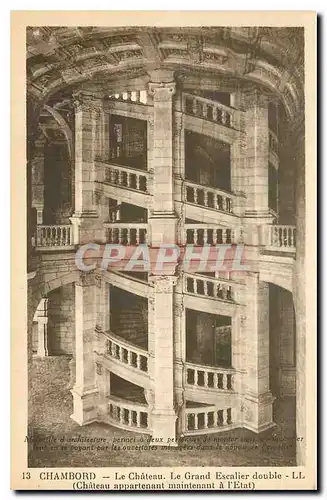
269,283,296,432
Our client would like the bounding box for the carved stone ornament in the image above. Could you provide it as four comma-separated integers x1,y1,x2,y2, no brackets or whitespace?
78,269,96,287
148,81,176,101
96,363,103,376
72,91,102,114
150,275,178,293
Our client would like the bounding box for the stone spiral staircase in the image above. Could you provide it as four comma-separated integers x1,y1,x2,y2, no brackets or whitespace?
34,90,297,437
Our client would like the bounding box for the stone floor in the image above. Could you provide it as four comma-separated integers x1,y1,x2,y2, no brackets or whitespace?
28,356,297,467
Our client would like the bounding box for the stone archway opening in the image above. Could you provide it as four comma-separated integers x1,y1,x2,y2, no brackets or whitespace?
269,283,296,432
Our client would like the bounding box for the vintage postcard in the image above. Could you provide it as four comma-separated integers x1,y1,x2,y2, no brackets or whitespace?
11,11,316,490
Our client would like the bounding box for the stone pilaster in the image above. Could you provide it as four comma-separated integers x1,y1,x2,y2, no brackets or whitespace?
96,277,110,333
31,135,46,224
149,275,178,445
148,70,178,245
36,298,48,357
70,90,106,244
71,270,99,425
242,274,274,432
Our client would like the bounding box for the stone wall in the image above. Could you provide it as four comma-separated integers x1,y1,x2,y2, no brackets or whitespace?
47,283,75,355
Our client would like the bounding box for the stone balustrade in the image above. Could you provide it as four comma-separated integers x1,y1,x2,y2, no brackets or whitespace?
103,330,148,373
267,225,296,251
185,360,234,391
104,163,149,193
35,224,73,249
184,224,236,245
185,181,234,214
184,404,233,433
108,90,148,105
184,273,235,302
104,223,148,245
107,395,150,430
183,93,234,128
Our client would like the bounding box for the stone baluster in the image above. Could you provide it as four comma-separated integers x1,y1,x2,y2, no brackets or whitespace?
194,187,198,204
194,414,198,430
192,98,197,115
212,105,218,122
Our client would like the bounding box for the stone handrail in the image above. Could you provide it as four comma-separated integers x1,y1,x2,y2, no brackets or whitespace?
184,405,233,432
184,181,234,214
101,330,148,373
184,224,236,245
183,92,234,128
185,360,234,391
103,223,148,245
107,395,150,430
184,273,235,302
103,162,149,193
266,225,296,251
35,224,73,249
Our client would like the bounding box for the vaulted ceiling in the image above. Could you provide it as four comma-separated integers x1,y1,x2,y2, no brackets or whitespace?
27,27,304,120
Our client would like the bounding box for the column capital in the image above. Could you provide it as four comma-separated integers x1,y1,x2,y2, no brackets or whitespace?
77,269,101,287
149,275,178,293
241,87,269,109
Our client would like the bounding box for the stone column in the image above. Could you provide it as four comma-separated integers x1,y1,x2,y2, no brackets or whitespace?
36,298,48,357
242,273,274,432
70,89,106,245
71,271,99,425
149,275,178,445
31,135,46,224
148,70,178,245
96,278,110,332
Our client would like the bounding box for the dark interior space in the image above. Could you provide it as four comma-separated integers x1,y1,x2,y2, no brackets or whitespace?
110,373,146,404
185,130,231,191
110,286,148,349
43,141,72,223
110,114,147,170
186,309,232,367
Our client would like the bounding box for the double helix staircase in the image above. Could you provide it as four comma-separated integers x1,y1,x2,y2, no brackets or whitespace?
34,90,297,436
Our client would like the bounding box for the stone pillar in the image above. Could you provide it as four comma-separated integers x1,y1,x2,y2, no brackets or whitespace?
148,70,178,245
149,275,178,445
242,273,274,432
71,271,99,425
36,298,48,357
231,311,245,425
70,89,105,245
278,289,296,396
31,135,46,224
243,90,273,220
96,278,110,332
